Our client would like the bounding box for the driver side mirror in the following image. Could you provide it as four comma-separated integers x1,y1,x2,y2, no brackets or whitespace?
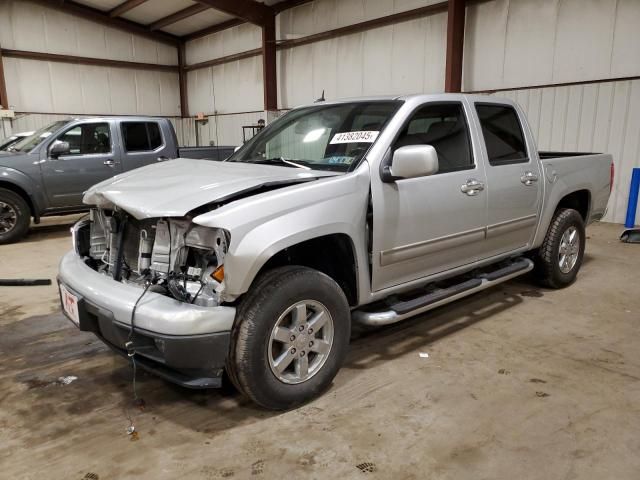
390,145,439,179
50,141,70,159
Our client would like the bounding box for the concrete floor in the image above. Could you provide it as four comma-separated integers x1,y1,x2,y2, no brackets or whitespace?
1,218,639,479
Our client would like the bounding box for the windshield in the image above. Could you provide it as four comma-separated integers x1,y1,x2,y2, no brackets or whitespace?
9,121,68,153
227,101,402,172
0,135,19,151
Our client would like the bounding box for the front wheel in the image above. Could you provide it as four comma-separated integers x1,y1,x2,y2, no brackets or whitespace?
228,266,351,410
533,208,585,288
0,188,31,244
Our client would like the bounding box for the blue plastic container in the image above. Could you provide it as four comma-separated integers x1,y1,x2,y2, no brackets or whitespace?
625,168,640,228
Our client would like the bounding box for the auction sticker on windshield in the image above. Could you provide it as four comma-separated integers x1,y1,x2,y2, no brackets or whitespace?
330,131,379,144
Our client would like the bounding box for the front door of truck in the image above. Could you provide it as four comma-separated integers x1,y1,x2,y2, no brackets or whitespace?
41,121,122,208
371,101,489,292
473,103,543,257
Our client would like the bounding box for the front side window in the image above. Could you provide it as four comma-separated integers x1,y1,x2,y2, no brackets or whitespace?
56,123,111,155
228,101,402,172
476,104,528,165
394,102,474,174
122,122,163,152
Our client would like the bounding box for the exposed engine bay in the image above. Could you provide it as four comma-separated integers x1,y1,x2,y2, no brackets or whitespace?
74,208,229,307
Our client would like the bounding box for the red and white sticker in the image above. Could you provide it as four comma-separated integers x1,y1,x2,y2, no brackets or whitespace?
330,131,379,144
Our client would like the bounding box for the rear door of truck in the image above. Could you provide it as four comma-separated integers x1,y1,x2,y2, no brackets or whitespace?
471,101,543,257
118,119,176,171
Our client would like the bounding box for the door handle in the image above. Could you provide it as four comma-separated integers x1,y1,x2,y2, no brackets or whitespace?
521,171,539,185
461,179,485,196
104,159,115,167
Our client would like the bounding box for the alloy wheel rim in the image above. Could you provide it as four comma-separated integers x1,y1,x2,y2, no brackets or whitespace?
0,201,17,234
558,226,580,273
268,300,334,385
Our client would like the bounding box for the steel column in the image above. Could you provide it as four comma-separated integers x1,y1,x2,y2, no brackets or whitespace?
445,0,466,93
262,16,277,111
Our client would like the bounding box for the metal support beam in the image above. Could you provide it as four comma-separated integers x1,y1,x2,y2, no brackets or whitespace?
2,49,178,72
109,0,149,18
149,4,209,31
262,15,277,111
183,19,245,42
194,0,274,26
0,44,8,109
445,0,466,93
178,43,189,117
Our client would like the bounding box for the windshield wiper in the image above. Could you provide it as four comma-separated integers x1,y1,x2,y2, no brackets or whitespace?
245,157,311,169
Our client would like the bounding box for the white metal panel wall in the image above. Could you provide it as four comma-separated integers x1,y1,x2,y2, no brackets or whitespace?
3,58,181,116
186,23,262,65
0,0,180,115
496,79,640,224
464,0,640,91
186,57,263,115
276,0,445,39
184,0,447,114
0,0,178,65
277,12,447,109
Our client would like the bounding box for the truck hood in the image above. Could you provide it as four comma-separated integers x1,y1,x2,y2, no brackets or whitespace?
84,158,339,219
0,151,32,167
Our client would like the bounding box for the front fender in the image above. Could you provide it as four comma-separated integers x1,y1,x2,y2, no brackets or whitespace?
193,165,371,300
0,166,45,217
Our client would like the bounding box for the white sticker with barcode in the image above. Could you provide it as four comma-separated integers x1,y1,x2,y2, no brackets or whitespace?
329,131,380,144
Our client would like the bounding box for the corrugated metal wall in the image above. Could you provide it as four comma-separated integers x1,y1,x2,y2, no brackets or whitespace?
0,0,180,116
464,0,640,91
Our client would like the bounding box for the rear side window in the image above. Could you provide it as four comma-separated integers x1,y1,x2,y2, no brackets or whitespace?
476,104,528,165
394,102,474,174
122,122,163,152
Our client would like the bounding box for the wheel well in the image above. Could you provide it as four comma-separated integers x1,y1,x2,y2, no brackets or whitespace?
0,181,35,218
258,234,359,306
556,190,590,221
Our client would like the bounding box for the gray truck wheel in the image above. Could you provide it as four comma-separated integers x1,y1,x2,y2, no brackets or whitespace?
533,208,585,289
228,266,350,410
0,188,30,244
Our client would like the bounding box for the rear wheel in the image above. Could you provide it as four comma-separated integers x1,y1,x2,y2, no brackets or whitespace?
228,266,350,410
0,188,30,244
533,208,585,288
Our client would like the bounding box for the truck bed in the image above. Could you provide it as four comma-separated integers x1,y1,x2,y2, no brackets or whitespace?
538,151,598,159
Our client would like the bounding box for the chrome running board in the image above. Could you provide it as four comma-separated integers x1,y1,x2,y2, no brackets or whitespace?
353,258,534,327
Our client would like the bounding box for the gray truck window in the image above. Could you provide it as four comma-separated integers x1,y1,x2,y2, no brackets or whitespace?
122,122,162,152
57,123,111,155
476,104,528,165
394,103,473,173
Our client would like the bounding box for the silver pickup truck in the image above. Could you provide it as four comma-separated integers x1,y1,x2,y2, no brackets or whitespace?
0,117,233,244
58,94,613,409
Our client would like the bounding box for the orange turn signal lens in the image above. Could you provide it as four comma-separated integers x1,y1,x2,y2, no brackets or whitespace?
211,265,224,282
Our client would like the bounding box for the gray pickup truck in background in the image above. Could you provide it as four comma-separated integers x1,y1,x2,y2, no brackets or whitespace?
58,94,613,409
0,117,234,243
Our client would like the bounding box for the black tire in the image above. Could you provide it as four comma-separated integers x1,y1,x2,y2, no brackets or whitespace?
533,208,585,289
0,188,31,245
228,266,351,410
